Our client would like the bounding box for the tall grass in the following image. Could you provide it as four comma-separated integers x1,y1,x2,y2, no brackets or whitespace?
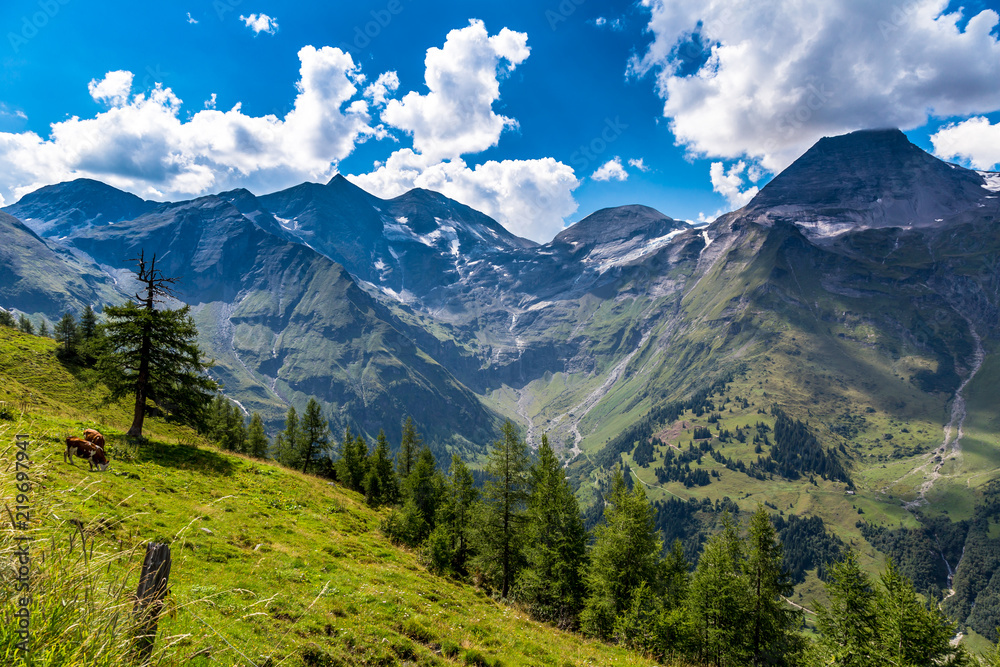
0,420,212,666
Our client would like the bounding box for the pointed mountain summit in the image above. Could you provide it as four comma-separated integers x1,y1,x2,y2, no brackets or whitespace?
746,128,990,237
3,178,157,237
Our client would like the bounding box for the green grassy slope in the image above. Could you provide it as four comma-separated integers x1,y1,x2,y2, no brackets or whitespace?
0,327,662,667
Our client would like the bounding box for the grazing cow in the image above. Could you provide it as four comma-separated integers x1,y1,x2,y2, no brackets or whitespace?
83,428,105,450
65,437,109,472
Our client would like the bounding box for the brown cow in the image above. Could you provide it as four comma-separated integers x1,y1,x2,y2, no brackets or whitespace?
65,437,109,472
83,428,105,450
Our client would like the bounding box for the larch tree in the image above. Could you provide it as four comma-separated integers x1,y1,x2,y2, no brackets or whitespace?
472,420,531,598
247,412,269,458
364,429,399,506
299,397,330,474
516,434,588,629
581,468,664,641
397,415,421,479
98,252,216,437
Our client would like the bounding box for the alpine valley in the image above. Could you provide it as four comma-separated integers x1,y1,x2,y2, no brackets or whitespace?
5,129,1000,638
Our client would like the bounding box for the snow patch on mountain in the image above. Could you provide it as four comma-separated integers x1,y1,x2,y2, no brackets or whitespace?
980,172,1000,192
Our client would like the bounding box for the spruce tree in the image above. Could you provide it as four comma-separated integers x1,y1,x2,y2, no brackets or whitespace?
276,406,301,468
98,252,216,437
0,309,14,327
79,304,98,340
426,454,478,575
472,420,531,598
53,312,80,359
744,506,803,666
247,412,269,458
299,397,330,474
38,319,49,337
398,415,421,479
687,512,748,665
813,551,880,666
18,314,33,334
516,434,588,628
337,426,368,491
364,429,399,506
78,304,103,364
581,468,664,640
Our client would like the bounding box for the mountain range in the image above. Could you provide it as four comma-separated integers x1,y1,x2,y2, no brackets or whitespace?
4,128,1000,633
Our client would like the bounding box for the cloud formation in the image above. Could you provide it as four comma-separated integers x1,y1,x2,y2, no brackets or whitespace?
381,19,529,161
0,47,371,202
240,13,279,35
931,117,1000,170
632,0,1000,174
349,20,578,242
592,157,628,181
709,161,758,209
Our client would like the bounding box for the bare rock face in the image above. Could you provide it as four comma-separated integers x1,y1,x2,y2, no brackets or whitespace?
745,129,991,238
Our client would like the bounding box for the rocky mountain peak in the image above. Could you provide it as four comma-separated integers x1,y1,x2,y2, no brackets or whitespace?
746,128,989,237
3,177,156,237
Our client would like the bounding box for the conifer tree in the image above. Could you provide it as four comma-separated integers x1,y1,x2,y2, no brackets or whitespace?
98,252,216,437
813,551,880,667
426,454,478,575
687,512,749,666
53,312,80,359
247,412,269,458
398,416,421,479
299,397,330,474
472,420,531,598
38,319,49,337
79,304,98,340
581,468,664,640
516,434,588,628
18,314,33,334
364,429,399,506
877,559,966,666
276,406,301,468
744,506,803,666
386,445,441,547
0,309,14,328
337,426,368,491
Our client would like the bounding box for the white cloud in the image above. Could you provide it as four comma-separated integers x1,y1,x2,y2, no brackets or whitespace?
88,71,134,108
380,20,529,161
592,157,628,181
632,0,1000,173
204,93,217,109
628,157,649,172
348,149,579,242
363,71,400,107
0,46,372,203
709,161,758,209
186,12,198,24
931,117,1000,170
240,13,278,35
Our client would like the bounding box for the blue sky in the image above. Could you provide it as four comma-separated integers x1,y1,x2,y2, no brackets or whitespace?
2,0,1000,241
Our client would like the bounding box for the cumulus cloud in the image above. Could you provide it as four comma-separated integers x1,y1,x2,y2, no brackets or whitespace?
380,20,529,161
628,157,649,172
240,13,278,35
349,149,578,242
931,117,1000,170
88,71,134,108
0,46,372,203
592,157,628,181
631,0,1000,175
364,71,400,107
186,12,198,24
709,161,758,209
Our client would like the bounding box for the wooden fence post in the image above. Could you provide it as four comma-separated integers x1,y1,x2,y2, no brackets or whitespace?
133,542,171,663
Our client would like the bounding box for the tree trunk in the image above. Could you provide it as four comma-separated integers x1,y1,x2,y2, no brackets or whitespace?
127,331,151,437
